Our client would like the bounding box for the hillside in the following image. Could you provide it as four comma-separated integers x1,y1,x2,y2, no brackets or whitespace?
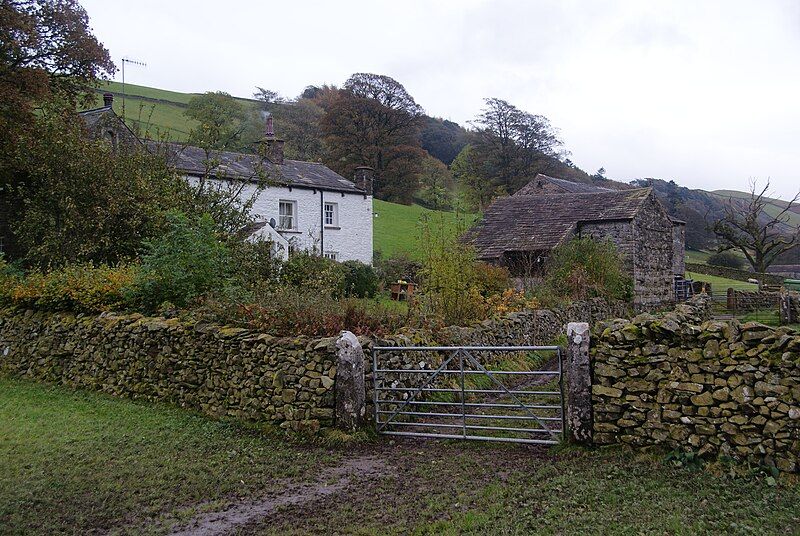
373,199,478,260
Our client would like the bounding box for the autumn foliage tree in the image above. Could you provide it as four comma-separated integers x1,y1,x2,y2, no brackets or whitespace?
1,0,116,260
321,73,426,203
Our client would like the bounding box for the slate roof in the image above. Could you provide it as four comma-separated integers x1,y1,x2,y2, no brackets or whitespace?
78,106,112,128
78,106,363,194
148,141,365,194
514,174,613,196
466,188,654,259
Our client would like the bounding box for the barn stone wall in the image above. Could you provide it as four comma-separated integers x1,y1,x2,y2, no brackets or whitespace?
631,195,675,307
578,195,675,308
672,223,686,275
578,220,635,276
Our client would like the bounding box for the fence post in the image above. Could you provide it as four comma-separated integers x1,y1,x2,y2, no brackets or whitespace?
335,330,366,432
566,322,592,445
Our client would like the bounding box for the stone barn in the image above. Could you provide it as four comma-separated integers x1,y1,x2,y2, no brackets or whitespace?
466,184,685,307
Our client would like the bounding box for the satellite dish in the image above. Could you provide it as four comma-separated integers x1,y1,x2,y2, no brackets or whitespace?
269,218,277,228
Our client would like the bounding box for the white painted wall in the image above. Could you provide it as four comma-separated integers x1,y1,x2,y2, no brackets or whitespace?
188,176,373,264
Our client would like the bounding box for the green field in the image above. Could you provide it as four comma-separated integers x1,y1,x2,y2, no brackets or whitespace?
686,271,758,290
2,377,798,534
373,199,478,260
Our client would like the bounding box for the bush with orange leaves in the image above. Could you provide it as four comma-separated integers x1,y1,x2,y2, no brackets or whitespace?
4,263,137,313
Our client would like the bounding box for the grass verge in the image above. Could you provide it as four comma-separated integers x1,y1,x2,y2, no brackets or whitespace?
1,376,798,535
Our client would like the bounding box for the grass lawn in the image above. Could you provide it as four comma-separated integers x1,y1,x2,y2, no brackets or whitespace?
2,377,798,535
373,199,478,260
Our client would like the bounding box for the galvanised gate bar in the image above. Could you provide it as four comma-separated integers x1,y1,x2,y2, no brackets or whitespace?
372,346,564,445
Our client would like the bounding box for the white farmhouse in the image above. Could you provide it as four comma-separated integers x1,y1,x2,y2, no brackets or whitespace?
80,95,374,264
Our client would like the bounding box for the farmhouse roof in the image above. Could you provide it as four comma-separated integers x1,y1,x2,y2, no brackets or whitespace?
149,141,365,194
514,174,613,196
77,103,364,195
466,188,654,259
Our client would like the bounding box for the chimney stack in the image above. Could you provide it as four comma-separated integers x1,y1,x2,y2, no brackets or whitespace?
261,113,284,165
353,166,375,196
103,93,114,107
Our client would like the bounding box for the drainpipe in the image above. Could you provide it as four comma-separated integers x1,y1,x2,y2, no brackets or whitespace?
319,189,324,254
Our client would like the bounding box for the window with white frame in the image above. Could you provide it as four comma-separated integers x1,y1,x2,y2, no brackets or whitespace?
323,251,338,261
278,200,296,230
324,202,338,227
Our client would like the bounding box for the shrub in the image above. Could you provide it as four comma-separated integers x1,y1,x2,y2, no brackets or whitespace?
416,214,487,325
341,261,379,298
279,252,345,295
224,287,406,337
127,211,232,311
373,252,422,287
0,256,22,303
228,237,282,289
5,263,137,313
473,262,511,297
541,237,632,302
707,251,745,270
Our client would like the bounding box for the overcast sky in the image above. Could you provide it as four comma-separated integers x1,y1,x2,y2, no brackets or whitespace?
82,0,800,199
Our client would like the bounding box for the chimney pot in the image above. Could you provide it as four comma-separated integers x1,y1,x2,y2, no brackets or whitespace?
103,93,113,107
353,166,375,196
265,113,275,137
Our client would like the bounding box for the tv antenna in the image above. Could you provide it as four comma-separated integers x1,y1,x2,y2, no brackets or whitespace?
121,57,147,121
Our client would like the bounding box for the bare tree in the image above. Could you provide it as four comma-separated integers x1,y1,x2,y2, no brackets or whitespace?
711,179,800,277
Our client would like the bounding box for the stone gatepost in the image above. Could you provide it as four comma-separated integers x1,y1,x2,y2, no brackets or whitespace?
779,292,794,325
335,331,366,432
566,322,593,444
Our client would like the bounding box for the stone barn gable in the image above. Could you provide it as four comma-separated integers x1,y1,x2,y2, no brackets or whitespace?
465,187,680,306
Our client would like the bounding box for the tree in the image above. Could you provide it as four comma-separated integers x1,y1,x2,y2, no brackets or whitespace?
1,0,115,259
416,155,453,210
181,92,274,233
469,98,563,193
344,72,423,116
591,167,606,182
320,73,425,203
419,116,468,165
253,86,284,106
711,179,800,276
185,91,249,151
0,0,115,122
9,102,190,267
451,145,500,211
270,98,325,162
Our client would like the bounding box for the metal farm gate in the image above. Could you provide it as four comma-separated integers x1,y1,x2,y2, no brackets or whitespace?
372,345,564,445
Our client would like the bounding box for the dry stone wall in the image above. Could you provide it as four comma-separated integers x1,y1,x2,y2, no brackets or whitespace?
686,262,784,286
0,309,337,433
727,289,781,313
591,296,800,472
